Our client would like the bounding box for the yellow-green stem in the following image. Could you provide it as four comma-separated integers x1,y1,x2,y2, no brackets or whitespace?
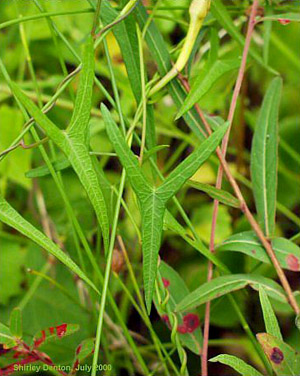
149,0,211,97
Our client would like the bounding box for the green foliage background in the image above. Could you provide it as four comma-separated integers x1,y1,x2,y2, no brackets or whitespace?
0,1,299,375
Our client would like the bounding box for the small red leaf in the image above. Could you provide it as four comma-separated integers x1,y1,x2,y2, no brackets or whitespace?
278,18,291,25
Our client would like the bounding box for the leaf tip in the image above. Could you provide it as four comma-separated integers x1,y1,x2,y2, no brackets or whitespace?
174,110,184,121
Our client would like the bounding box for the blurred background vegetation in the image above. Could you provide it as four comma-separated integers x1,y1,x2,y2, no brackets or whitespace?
0,0,299,375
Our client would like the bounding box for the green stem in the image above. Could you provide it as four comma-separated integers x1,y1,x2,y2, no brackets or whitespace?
91,0,102,37
0,8,93,30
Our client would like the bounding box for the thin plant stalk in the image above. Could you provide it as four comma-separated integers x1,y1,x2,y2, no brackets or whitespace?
202,2,260,375
137,26,147,164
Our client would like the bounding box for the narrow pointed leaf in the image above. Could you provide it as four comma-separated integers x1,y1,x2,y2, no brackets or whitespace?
0,195,99,294
154,261,202,355
217,231,300,272
141,193,166,313
63,139,110,250
100,1,157,154
259,286,283,340
177,59,240,119
9,308,22,339
26,157,70,178
101,103,152,198
7,70,110,251
143,145,169,163
157,124,228,203
263,13,300,22
187,181,240,208
176,275,247,312
210,354,264,376
9,82,65,147
101,1,141,100
250,77,282,237
68,36,95,143
176,274,286,312
257,333,300,376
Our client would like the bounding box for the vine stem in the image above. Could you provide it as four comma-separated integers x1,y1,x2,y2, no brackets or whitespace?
179,1,300,375
91,0,102,37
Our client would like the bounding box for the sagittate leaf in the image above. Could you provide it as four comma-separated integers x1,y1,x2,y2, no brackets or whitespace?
154,261,202,355
176,274,287,312
250,77,282,237
216,231,300,272
257,333,300,376
102,103,228,313
187,181,240,208
32,323,79,348
259,286,283,340
210,354,264,376
9,308,22,339
0,195,98,294
5,37,110,252
177,59,240,119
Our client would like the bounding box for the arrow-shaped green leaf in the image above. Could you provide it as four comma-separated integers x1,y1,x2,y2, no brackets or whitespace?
102,103,228,312
5,37,110,251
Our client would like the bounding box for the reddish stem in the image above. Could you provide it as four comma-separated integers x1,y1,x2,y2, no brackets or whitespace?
201,2,260,375
180,0,299,373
